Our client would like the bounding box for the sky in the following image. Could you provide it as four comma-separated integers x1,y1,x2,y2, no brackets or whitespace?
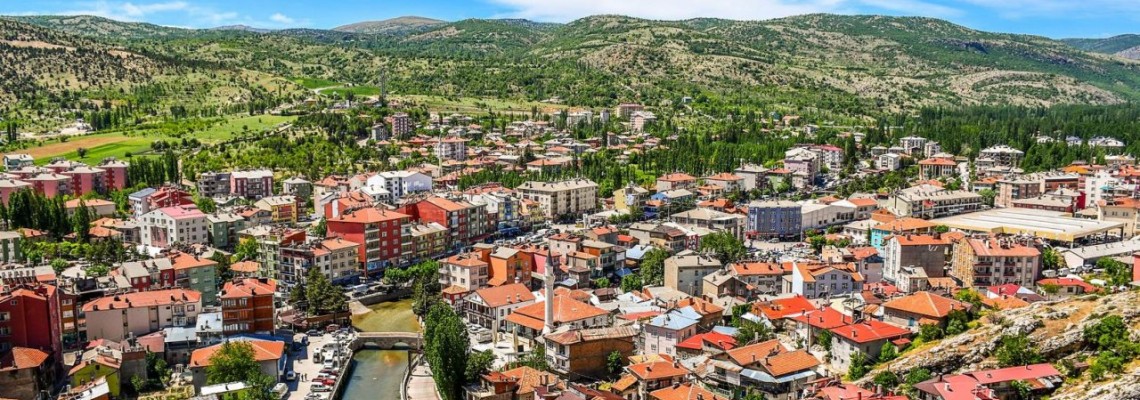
3,0,1140,38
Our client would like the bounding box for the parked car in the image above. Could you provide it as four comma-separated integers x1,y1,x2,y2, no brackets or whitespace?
285,371,297,381
306,329,321,337
273,383,289,399
310,384,332,393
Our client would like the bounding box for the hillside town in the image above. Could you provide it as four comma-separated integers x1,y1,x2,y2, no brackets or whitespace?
0,103,1137,400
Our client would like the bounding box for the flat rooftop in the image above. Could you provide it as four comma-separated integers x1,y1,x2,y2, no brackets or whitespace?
931,208,1125,243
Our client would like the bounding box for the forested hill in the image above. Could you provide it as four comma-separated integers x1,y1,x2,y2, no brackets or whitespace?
1063,34,1140,60
9,13,1140,113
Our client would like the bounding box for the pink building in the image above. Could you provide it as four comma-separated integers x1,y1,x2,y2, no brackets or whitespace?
63,166,106,196
0,179,32,204
230,170,274,199
27,173,71,198
44,159,84,174
99,158,129,191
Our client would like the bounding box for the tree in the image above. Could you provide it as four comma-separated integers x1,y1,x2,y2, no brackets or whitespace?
816,329,833,352
1009,380,1033,400
234,238,259,262
1042,247,1065,271
873,370,899,389
848,351,870,380
195,196,218,213
954,288,984,309
734,319,773,345
918,323,944,341
303,268,348,315
77,147,88,158
933,225,950,233
313,218,327,237
72,200,92,244
205,341,276,400
1095,257,1133,286
699,231,746,264
513,343,549,371
879,342,898,362
592,277,610,288
620,274,642,292
639,248,670,286
50,258,69,274
994,334,1042,367
413,267,441,317
606,350,624,376
465,350,496,383
978,189,996,207
425,304,470,400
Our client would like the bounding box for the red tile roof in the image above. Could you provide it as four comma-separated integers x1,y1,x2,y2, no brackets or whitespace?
730,261,783,276
967,363,1061,384
328,207,411,224
1037,278,1099,293
965,238,1041,257
873,217,935,232
0,347,49,371
790,307,854,329
649,383,728,400
190,340,285,368
883,291,967,319
753,295,816,320
220,278,277,299
674,332,736,351
761,349,820,376
628,360,689,380
473,283,535,308
830,319,911,344
724,339,785,366
83,289,201,312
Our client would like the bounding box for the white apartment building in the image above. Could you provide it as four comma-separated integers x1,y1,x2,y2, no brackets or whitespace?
82,289,203,342
366,171,433,200
140,206,209,247
516,179,598,219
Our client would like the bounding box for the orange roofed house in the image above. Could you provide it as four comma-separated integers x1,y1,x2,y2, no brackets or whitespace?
881,291,968,330
827,319,910,372
505,295,609,338
706,339,821,395
189,339,285,387
220,278,276,334
463,283,535,333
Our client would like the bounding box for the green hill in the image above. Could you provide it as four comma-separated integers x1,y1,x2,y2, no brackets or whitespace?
9,13,1140,114
1063,34,1140,59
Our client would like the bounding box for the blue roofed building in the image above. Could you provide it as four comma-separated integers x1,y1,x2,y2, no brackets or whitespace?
642,308,700,357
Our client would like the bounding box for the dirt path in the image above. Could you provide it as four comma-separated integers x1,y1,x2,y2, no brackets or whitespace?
2,135,128,159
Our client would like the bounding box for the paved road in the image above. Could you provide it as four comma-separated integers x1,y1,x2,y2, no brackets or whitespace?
406,361,439,400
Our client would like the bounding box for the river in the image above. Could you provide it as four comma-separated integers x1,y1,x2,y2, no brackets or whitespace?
342,299,420,400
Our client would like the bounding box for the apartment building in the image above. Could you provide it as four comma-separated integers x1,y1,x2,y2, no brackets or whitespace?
433,137,468,161
230,170,274,199
280,238,361,285
664,253,723,296
385,113,413,137
951,236,1041,288
746,200,802,239
918,157,958,180
515,179,598,219
326,207,411,276
439,252,489,292
219,278,276,334
366,171,432,200
139,206,209,247
886,184,983,219
196,172,232,198
83,289,203,342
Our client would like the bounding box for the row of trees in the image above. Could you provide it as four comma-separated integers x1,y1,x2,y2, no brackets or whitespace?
0,190,98,241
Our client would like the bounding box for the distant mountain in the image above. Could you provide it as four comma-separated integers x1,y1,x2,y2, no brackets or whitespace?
211,25,275,34
1063,34,1140,60
9,13,1140,111
332,16,446,34
4,15,189,38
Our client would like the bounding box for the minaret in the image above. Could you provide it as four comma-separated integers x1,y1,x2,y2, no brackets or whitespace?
542,261,555,334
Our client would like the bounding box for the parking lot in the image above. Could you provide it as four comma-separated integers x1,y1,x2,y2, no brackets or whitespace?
285,330,355,400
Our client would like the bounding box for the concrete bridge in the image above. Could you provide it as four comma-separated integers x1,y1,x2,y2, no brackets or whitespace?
350,332,423,351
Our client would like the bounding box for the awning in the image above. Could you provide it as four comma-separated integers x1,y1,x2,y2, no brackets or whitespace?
616,268,633,277
741,368,817,384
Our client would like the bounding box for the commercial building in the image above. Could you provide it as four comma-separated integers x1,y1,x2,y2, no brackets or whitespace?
886,184,983,219
746,200,802,239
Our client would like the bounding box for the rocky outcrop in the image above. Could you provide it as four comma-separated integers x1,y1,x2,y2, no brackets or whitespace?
855,291,1139,386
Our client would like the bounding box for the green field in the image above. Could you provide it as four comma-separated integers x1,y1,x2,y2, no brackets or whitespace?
394,95,569,114
324,86,383,97
10,115,297,164
290,77,340,89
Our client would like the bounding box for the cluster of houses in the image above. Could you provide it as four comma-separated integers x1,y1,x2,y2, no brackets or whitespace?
1,104,1139,400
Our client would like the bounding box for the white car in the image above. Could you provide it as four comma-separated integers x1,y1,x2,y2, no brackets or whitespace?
285,371,297,381
310,383,332,393
273,383,289,399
